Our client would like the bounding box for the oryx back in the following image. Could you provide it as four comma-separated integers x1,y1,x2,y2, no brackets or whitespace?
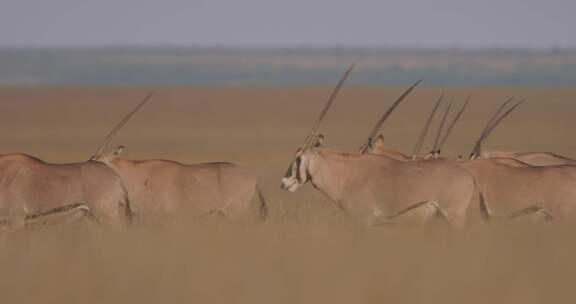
104,157,261,222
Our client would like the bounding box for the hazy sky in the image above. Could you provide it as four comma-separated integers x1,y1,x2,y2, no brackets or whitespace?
1,0,574,48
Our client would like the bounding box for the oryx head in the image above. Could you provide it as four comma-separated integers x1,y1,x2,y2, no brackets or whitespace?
281,64,354,192
359,79,422,154
468,98,525,160
367,134,387,155
281,135,324,192
89,92,153,162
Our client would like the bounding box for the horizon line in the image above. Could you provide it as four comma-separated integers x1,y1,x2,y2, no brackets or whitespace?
0,44,575,52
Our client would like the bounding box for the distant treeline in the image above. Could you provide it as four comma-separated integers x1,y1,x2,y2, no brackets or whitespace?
0,47,575,86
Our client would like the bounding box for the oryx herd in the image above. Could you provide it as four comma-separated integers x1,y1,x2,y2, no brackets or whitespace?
2,64,575,230
282,65,576,227
0,93,267,229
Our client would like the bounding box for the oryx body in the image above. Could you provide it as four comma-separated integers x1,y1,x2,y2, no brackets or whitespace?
88,93,267,223
281,66,477,226
282,147,477,226
0,153,129,226
96,150,267,222
457,158,576,220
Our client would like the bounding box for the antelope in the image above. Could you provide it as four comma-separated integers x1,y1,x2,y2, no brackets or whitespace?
427,98,576,221
0,93,160,228
470,98,576,166
90,95,267,223
0,154,130,228
363,92,574,222
281,67,478,227
454,158,576,221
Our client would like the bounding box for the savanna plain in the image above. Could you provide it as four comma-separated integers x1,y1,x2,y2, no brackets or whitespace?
0,86,575,304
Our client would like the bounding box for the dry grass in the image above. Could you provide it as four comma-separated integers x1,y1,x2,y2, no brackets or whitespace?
0,87,575,303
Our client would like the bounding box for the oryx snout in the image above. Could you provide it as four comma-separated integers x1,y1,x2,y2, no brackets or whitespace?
280,177,298,192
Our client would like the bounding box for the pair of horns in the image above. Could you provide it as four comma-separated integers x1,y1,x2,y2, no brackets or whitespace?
359,79,423,153
469,97,525,158
438,96,471,153
300,64,355,150
412,93,445,159
411,94,471,159
90,92,154,160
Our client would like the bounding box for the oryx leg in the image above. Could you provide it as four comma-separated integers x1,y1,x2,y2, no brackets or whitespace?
507,206,555,222
24,204,91,228
371,201,450,226
480,198,554,222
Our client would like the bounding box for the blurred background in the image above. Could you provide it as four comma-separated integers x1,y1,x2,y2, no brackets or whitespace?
0,0,575,86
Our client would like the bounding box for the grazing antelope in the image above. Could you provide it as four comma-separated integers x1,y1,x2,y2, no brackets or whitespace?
470,98,576,166
90,95,267,223
0,153,130,228
281,67,478,227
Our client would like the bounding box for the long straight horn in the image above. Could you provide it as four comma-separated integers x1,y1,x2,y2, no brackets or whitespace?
468,97,514,159
437,95,471,154
360,79,422,153
470,99,525,158
301,64,355,149
431,98,453,155
90,92,154,160
411,92,444,160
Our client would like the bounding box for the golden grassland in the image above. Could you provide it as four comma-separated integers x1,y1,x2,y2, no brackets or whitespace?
0,87,575,303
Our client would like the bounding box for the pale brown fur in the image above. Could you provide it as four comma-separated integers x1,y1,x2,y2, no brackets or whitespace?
96,148,266,223
458,158,576,220
282,146,477,227
0,153,129,226
480,151,576,166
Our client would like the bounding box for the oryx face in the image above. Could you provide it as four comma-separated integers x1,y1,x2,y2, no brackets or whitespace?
281,149,311,192
281,135,324,192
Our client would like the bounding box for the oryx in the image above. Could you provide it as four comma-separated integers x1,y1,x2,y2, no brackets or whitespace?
281,67,478,227
361,92,573,222
424,98,576,221
0,93,153,228
0,153,130,228
90,94,267,223
469,98,576,166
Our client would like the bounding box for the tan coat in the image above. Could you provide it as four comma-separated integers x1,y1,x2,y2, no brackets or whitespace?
0,153,129,226
96,150,266,222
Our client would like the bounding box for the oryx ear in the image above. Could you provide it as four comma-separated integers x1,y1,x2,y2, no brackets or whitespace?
102,145,125,162
312,134,324,148
113,145,125,157
373,134,385,150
